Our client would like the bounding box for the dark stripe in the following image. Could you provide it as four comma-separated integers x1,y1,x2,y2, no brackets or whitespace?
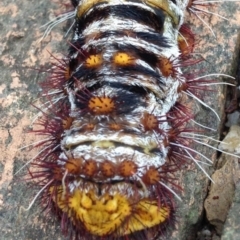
105,81,148,96
76,4,165,34
69,55,165,92
134,31,169,46
71,0,80,7
70,59,165,88
114,89,146,114
69,66,100,89
169,0,177,4
116,64,165,87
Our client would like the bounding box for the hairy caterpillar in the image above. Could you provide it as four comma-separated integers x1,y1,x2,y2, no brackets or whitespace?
0,0,239,239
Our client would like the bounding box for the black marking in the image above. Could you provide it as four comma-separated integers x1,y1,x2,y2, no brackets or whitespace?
116,64,165,86
169,0,177,4
71,0,80,7
134,31,169,46
76,4,165,34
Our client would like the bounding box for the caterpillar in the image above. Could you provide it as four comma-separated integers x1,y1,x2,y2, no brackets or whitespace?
1,0,238,239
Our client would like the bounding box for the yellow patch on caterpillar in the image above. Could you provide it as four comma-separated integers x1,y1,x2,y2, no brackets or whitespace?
113,52,135,66
92,140,115,148
50,186,171,236
88,96,115,115
77,0,107,17
144,0,179,25
120,201,170,235
85,54,103,68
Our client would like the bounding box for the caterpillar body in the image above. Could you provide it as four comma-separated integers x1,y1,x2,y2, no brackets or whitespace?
17,0,239,239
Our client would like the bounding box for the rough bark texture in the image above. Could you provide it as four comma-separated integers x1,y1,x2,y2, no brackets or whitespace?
0,1,240,240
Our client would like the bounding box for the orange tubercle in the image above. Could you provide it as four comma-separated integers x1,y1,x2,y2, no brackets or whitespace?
65,158,83,175
82,160,98,177
113,52,135,66
142,166,161,185
119,160,138,177
85,54,103,68
141,112,159,131
88,96,115,115
158,57,175,77
100,160,116,178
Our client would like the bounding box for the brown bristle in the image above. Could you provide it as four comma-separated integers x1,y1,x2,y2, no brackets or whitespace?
187,0,194,8
51,166,63,181
162,136,170,148
177,82,188,93
178,24,195,57
30,104,71,154
119,160,138,177
88,96,115,115
39,53,71,95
